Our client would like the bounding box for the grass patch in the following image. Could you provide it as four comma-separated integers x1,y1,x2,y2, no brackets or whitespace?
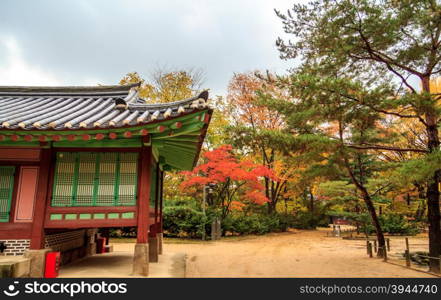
109,237,137,243
164,238,210,244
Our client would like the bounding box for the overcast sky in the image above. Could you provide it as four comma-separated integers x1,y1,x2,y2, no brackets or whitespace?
0,0,300,97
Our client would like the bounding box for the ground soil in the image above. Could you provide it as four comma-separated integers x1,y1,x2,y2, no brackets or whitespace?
105,228,437,278
165,229,436,277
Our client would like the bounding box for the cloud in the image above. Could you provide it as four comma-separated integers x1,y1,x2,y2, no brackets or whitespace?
0,35,62,86
0,0,296,95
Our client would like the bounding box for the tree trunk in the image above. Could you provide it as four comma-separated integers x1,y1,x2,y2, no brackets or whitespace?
426,176,441,272
341,150,386,257
422,76,441,272
267,201,276,214
309,189,315,229
355,204,360,234
361,189,386,257
414,183,426,221
284,186,288,214
264,177,269,199
265,177,271,214
267,179,279,214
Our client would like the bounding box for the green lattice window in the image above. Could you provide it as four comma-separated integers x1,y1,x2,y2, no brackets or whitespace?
52,152,138,207
0,166,15,222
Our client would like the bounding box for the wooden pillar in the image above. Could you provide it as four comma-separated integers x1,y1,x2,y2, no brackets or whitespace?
149,162,161,262
133,145,152,276
136,146,152,243
148,161,158,238
159,170,164,233
152,161,160,236
29,146,52,249
157,170,164,255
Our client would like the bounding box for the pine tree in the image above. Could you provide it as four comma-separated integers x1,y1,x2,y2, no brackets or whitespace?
274,0,441,270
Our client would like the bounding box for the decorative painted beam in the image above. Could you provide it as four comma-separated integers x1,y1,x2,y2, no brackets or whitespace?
153,123,204,139
95,133,105,140
51,135,61,142
170,121,182,129
139,128,149,136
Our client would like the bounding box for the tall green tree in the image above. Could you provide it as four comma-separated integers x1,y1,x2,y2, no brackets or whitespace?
275,0,441,271
258,74,394,254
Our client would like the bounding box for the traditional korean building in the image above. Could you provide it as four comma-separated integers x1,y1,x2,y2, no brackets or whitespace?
0,83,212,277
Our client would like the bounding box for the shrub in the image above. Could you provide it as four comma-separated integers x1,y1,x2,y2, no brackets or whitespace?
222,213,296,235
108,227,136,238
360,213,420,235
161,198,330,238
165,198,200,209
380,214,421,235
290,211,329,229
163,205,207,238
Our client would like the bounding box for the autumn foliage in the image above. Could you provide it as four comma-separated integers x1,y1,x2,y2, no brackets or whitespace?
180,145,277,215
227,72,285,130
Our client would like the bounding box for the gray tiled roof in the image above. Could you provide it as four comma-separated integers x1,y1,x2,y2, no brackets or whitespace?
0,84,209,130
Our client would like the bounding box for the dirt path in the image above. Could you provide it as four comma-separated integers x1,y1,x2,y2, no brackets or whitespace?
162,229,436,278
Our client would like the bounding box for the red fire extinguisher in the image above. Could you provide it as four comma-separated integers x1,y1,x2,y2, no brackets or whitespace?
44,252,60,278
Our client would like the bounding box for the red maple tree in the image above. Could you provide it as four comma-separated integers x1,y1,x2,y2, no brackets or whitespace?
180,145,277,217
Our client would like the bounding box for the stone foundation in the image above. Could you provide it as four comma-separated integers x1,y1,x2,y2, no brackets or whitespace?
86,243,97,256
86,229,98,256
149,236,159,263
23,248,52,278
157,233,163,255
132,243,149,276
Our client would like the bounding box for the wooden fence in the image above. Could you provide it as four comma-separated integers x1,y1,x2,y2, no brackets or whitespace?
365,237,441,275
